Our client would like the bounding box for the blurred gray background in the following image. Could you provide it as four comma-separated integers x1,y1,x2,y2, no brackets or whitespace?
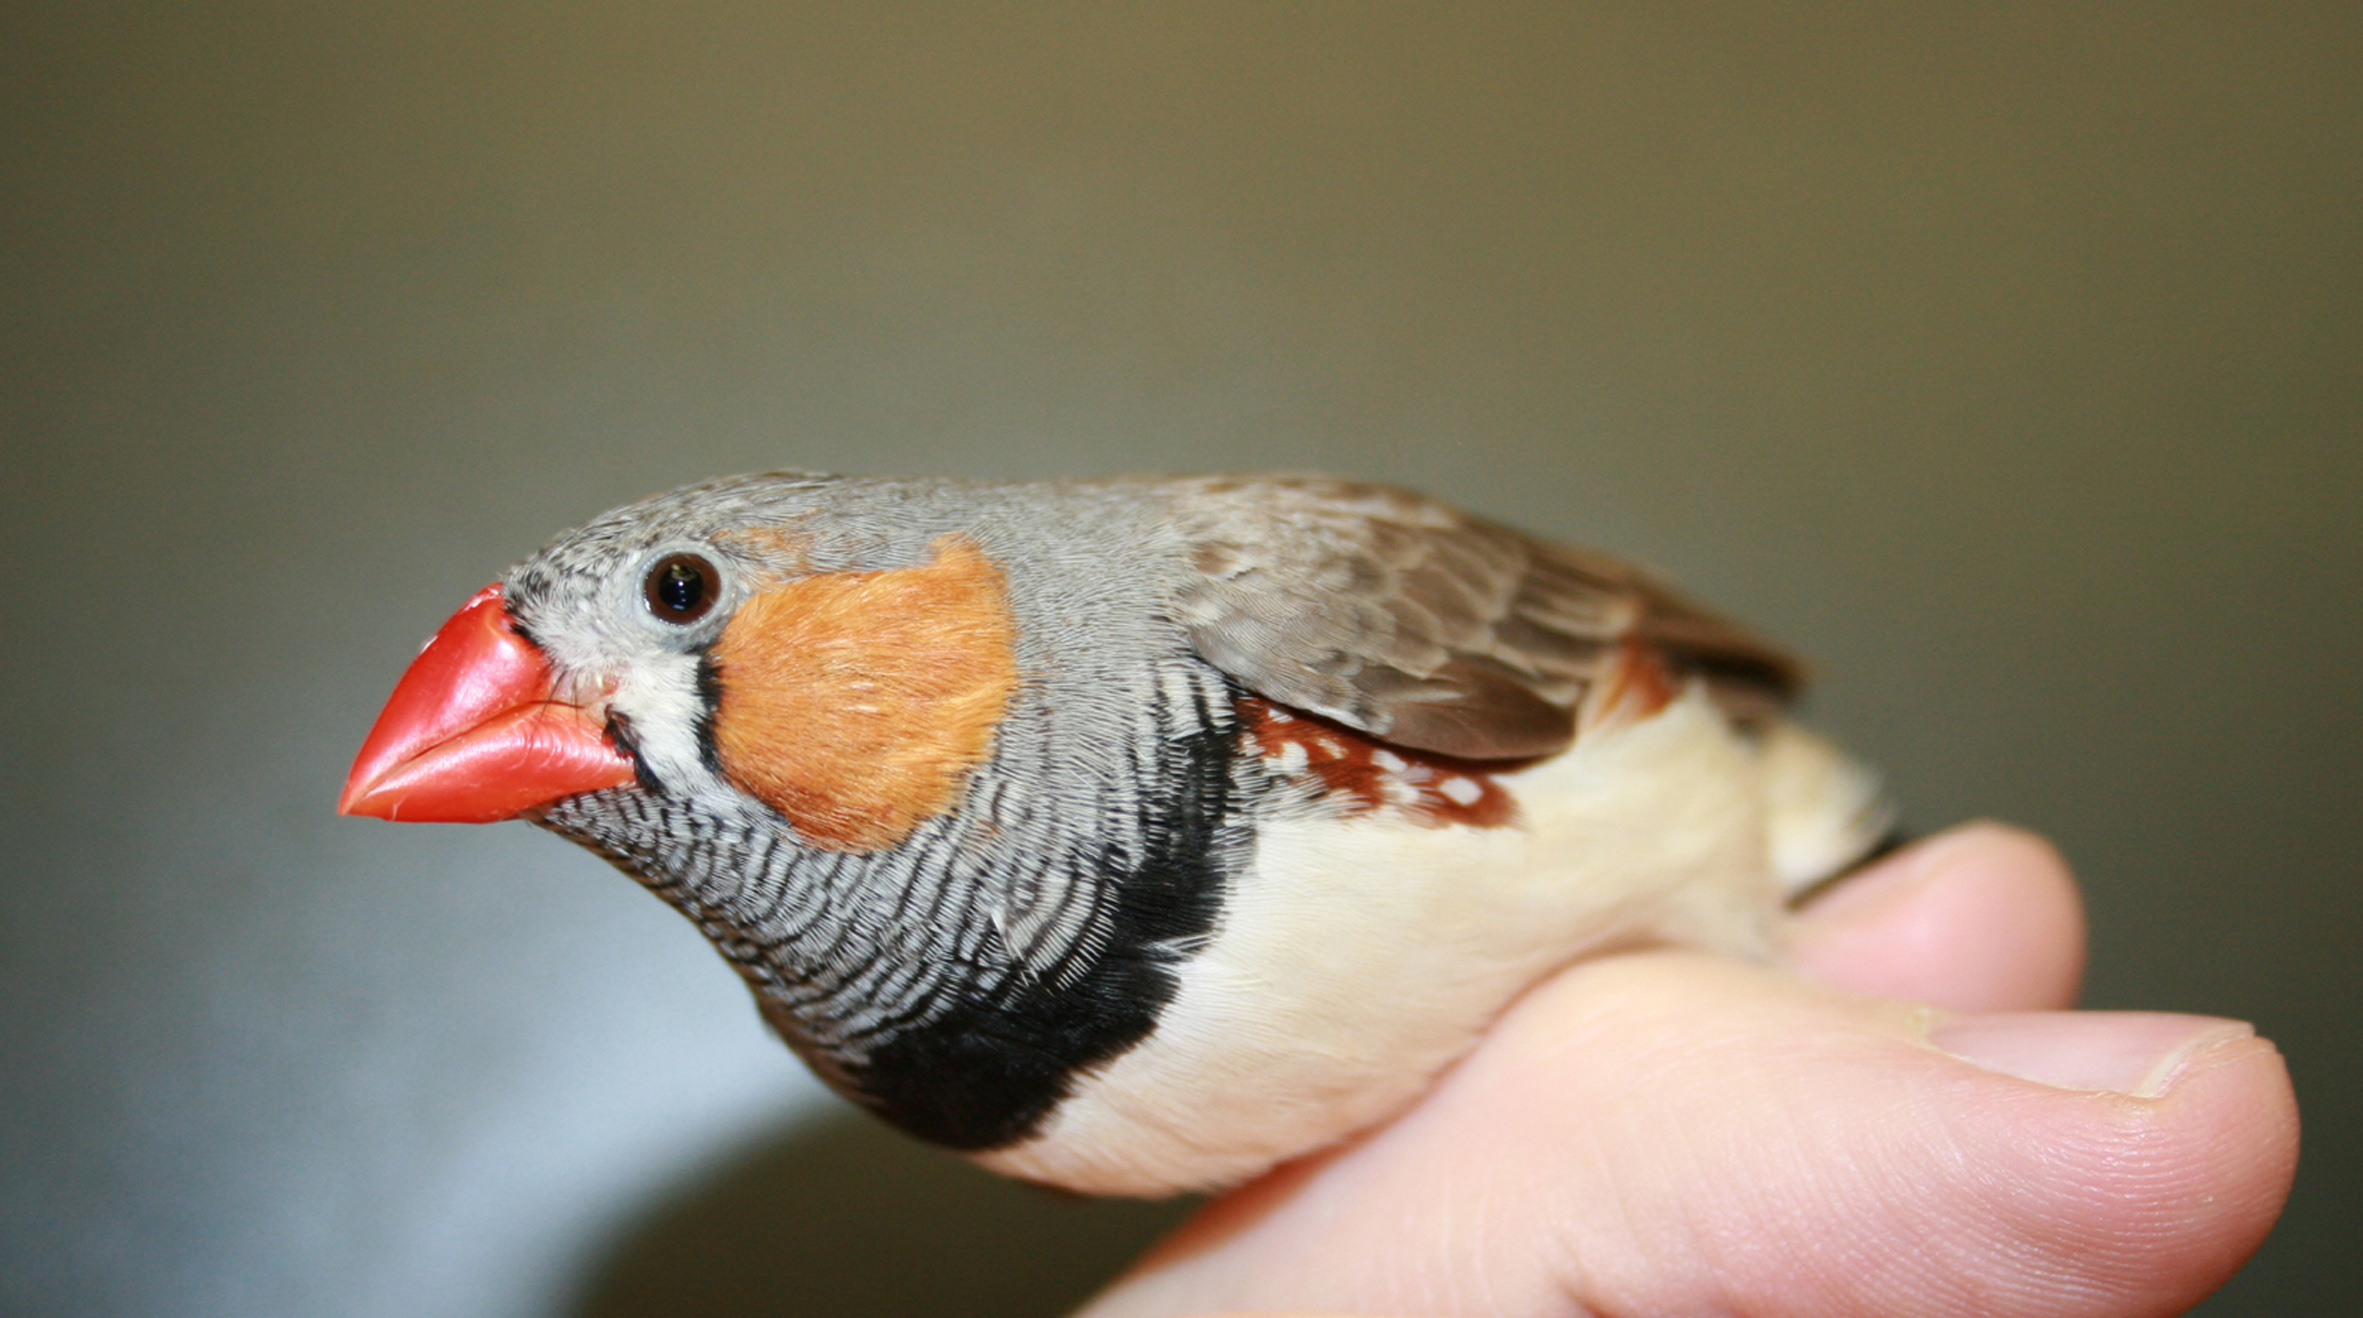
3,4,2354,1315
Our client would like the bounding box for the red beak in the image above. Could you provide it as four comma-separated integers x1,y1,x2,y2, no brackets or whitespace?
338,584,638,822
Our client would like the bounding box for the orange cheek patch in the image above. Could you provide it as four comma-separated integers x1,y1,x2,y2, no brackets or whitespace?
709,536,1020,852
1241,698,1516,829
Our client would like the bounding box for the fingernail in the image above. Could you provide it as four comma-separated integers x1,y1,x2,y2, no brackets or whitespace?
1929,1012,2256,1098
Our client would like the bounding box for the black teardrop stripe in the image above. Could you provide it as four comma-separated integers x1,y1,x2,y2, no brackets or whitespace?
806,707,1241,1152
691,649,726,775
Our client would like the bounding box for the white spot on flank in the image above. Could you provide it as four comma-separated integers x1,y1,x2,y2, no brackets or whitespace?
1438,776,1484,806
1272,742,1309,773
1371,749,1406,772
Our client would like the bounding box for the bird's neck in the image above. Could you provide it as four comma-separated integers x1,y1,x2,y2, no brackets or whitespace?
534,658,1250,1150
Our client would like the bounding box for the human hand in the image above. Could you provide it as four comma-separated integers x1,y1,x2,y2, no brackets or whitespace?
1076,824,2299,1318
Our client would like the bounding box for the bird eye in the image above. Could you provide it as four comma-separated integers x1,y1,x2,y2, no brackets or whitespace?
643,553,720,624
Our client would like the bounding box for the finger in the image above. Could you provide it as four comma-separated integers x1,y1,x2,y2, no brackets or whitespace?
1789,822,2086,1011
1083,954,2297,1318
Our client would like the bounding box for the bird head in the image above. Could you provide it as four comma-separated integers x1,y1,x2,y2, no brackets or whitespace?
338,472,1030,850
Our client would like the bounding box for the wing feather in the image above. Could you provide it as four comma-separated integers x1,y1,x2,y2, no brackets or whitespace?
1162,477,1800,760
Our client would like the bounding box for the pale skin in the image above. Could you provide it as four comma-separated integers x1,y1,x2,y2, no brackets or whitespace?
1076,824,2301,1318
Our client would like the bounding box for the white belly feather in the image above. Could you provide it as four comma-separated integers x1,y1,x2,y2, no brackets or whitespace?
973,689,1885,1195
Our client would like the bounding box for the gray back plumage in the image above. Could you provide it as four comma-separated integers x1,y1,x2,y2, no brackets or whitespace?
1152,475,1799,758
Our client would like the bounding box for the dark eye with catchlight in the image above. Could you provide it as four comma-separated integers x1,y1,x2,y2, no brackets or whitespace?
643,552,720,624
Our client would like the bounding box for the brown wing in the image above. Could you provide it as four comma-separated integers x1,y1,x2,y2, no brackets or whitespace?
1163,476,1800,761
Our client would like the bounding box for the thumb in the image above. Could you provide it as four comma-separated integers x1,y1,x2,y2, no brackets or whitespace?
1084,954,2297,1318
